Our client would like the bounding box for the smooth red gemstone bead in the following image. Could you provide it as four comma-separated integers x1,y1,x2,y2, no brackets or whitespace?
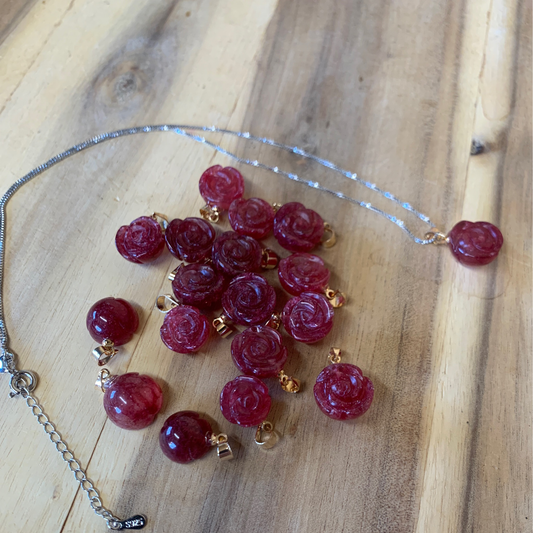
314,363,374,420
165,217,216,263
160,305,210,354
199,165,245,210
448,220,504,266
222,273,276,326
115,216,165,264
273,202,324,252
231,326,288,378
212,231,263,276
103,373,163,430
278,253,330,295
282,292,334,343
228,197,275,240
171,263,227,309
220,375,271,427
159,411,213,463
86,297,139,346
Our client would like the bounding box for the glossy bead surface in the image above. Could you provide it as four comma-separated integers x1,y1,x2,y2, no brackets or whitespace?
228,197,275,240
103,373,163,430
220,375,271,427
448,220,504,266
278,253,330,295
171,263,227,309
212,232,263,276
115,216,165,264
86,297,139,346
314,363,374,420
282,292,334,343
199,165,245,209
160,305,210,354
222,273,276,326
159,411,212,463
231,326,288,378
273,202,324,252
165,217,216,263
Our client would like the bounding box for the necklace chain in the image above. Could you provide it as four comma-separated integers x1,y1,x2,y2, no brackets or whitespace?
0,124,443,529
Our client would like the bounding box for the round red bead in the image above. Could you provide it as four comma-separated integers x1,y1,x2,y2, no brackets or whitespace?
160,305,210,354
273,202,324,252
115,216,165,264
314,363,374,420
231,326,288,378
159,411,213,463
448,220,503,266
220,375,271,427
278,253,330,295
165,217,215,263
86,297,139,346
103,373,163,430
222,273,276,326
212,231,263,276
228,197,275,240
282,292,334,343
199,165,245,210
171,263,227,309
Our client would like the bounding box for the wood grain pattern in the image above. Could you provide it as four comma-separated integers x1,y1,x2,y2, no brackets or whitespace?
0,1,530,532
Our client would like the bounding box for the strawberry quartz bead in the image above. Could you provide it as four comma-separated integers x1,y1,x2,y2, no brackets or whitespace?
231,326,288,378
220,376,271,427
165,217,216,263
448,221,504,266
228,198,275,240
115,216,165,264
278,253,330,295
171,263,227,309
222,273,276,326
282,292,334,343
86,297,139,346
199,165,245,210
314,364,374,420
273,202,324,252
159,411,212,463
160,305,210,354
103,373,163,430
212,232,263,277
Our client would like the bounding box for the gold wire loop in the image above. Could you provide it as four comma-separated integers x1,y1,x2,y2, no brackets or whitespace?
168,264,184,282
272,202,283,212
321,222,336,248
327,347,342,365
212,315,234,338
95,368,113,393
92,339,118,366
324,287,346,308
155,294,180,313
151,212,169,232
424,229,449,245
264,313,281,330
254,421,277,449
278,370,301,393
208,433,234,460
200,204,220,223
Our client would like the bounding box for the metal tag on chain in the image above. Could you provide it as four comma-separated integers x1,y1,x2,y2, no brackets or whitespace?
115,515,147,530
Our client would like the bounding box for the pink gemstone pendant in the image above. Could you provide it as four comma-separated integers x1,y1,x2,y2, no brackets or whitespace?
86,297,139,346
228,197,275,240
273,202,325,252
103,372,163,430
115,216,166,264
165,217,216,263
212,231,263,276
160,305,210,354
278,253,330,295
282,292,334,343
448,220,503,266
199,165,245,210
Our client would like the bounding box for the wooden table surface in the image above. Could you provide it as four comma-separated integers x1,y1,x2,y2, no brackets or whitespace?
0,1,530,532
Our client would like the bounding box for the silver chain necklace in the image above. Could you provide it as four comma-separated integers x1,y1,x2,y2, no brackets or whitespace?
0,124,447,530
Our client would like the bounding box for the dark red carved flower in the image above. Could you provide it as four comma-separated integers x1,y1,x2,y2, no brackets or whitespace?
278,253,330,295
448,220,503,266
212,232,263,276
165,217,215,263
199,165,245,209
171,263,227,309
160,305,210,354
228,197,275,240
115,216,166,264
273,202,324,252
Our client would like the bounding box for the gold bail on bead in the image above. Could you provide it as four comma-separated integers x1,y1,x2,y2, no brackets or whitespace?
155,294,180,313
167,264,184,282
424,228,449,245
321,222,337,248
200,204,220,223
212,315,234,338
92,339,118,366
277,370,301,393
208,433,234,461
324,287,346,308
264,313,281,330
151,212,169,232
254,421,277,449
261,248,279,270
328,347,342,365
95,368,114,393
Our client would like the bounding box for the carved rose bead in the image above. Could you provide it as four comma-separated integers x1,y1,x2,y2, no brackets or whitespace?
212,232,263,277
165,217,216,263
220,375,271,427
231,326,288,378
160,305,210,354
103,373,163,430
314,364,374,420
115,216,166,264
171,263,227,309
228,197,275,240
273,202,324,252
282,292,334,343
278,253,330,295
86,297,139,346
222,273,276,326
199,165,245,209
159,411,213,464
448,221,504,266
